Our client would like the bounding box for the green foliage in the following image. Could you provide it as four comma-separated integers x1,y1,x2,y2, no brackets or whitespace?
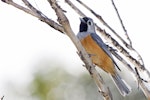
30,67,145,100
30,67,72,100
28,61,146,100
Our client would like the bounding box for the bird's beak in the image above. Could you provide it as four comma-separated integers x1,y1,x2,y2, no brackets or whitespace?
80,18,86,23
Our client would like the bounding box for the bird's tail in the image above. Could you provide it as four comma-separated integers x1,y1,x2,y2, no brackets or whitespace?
111,73,131,96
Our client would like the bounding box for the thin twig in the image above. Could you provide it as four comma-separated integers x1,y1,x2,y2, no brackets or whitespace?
2,0,38,17
111,0,147,79
2,0,64,33
111,0,146,69
111,0,145,68
22,0,64,33
111,0,132,46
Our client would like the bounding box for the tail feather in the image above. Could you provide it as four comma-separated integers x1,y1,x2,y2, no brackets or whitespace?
111,74,131,96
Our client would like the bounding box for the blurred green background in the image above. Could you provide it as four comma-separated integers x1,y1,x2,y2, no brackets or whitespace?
5,60,146,100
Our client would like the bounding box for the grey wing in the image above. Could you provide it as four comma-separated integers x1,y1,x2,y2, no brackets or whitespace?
91,33,121,71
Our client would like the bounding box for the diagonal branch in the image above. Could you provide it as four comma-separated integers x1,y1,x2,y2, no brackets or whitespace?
111,0,145,71
111,0,132,46
2,0,64,33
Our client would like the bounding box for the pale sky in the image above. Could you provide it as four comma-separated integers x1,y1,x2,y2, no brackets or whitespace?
0,0,150,99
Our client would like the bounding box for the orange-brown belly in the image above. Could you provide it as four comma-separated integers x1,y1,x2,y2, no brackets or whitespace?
81,35,115,75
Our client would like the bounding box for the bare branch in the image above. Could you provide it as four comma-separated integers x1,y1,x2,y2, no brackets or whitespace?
110,2,150,97
110,0,144,69
2,0,36,17
22,0,64,33
111,0,132,46
110,0,146,75
2,0,64,33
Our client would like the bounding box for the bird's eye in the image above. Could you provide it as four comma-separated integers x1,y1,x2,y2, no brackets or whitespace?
88,21,91,25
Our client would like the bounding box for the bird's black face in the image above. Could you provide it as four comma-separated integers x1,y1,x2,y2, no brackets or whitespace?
79,21,87,32
79,17,90,32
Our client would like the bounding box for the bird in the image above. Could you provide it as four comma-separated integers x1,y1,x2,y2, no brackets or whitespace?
77,17,131,96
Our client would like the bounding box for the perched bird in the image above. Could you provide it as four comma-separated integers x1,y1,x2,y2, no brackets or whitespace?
77,17,131,96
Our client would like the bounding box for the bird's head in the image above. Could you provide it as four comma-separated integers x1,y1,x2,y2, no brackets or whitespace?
79,17,95,33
